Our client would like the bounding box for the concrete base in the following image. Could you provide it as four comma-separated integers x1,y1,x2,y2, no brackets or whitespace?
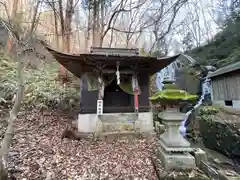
193,148,207,168
78,112,153,133
212,100,240,109
157,145,196,171
153,143,209,180
77,114,99,133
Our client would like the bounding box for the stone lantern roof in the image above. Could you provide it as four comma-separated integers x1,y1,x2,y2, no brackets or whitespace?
149,80,198,105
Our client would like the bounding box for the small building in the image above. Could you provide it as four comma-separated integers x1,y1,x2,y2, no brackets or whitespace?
208,61,240,109
45,46,181,133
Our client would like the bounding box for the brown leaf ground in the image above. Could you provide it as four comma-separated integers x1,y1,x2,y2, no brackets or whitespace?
7,111,157,180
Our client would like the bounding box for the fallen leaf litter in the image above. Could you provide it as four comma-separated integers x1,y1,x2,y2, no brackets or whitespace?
6,111,157,180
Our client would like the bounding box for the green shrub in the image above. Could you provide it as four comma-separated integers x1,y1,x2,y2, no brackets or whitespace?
198,106,240,159
199,106,220,116
0,54,80,110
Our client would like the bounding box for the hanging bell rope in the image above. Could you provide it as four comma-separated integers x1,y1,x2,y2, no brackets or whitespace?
132,75,139,116
97,66,105,100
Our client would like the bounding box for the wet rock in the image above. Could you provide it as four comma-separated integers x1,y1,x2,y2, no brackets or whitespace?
198,108,240,161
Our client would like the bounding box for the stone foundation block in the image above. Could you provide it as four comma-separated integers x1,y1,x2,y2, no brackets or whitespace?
157,146,196,171
152,155,209,180
78,112,153,133
192,148,207,168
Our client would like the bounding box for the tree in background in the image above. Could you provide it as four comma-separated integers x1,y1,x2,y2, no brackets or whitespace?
182,32,194,51
0,1,42,178
6,0,18,54
148,0,188,52
45,0,79,83
188,9,240,67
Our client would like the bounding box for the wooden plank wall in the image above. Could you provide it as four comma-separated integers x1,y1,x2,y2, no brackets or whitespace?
79,73,150,114
212,70,240,100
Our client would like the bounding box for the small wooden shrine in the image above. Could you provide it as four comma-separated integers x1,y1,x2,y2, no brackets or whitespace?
46,46,179,112
45,46,181,133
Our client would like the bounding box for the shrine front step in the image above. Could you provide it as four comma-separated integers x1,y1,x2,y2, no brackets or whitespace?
97,131,156,142
99,113,139,132
78,112,154,133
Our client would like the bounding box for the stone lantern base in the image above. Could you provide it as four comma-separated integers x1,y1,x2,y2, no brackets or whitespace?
150,79,199,171
157,108,196,170
156,145,196,171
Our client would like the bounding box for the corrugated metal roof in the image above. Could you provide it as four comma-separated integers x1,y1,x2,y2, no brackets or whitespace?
208,61,240,78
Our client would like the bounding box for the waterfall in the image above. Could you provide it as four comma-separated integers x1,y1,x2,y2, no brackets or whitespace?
179,78,210,137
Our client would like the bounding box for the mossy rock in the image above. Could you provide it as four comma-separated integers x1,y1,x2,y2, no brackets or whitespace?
198,108,240,159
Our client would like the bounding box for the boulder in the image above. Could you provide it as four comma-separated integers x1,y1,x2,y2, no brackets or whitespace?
198,106,240,161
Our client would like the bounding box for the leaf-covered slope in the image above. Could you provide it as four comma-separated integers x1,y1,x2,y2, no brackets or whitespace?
0,54,80,110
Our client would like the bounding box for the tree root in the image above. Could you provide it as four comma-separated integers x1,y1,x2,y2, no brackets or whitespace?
61,124,81,141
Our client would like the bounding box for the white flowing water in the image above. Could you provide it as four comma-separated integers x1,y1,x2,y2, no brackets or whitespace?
179,78,210,137
156,64,211,137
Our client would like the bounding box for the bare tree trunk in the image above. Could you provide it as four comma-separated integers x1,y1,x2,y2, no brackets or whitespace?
46,0,77,81
92,0,98,46
64,0,74,52
58,0,68,82
99,0,105,47
108,16,118,48
7,0,19,54
85,5,91,52
52,1,60,48
0,55,24,178
109,27,115,47
46,0,66,81
96,1,101,46
29,1,41,33
58,0,65,51
0,1,41,176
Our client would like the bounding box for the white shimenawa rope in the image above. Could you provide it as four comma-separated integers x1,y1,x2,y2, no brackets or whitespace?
98,77,105,99
116,62,120,85
132,76,138,91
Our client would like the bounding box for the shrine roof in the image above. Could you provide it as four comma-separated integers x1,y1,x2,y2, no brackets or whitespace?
44,45,181,78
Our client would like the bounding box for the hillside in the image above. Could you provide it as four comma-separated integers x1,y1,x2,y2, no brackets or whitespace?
187,11,240,68
0,54,80,111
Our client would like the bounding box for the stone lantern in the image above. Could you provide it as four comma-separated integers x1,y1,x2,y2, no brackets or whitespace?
150,79,198,171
